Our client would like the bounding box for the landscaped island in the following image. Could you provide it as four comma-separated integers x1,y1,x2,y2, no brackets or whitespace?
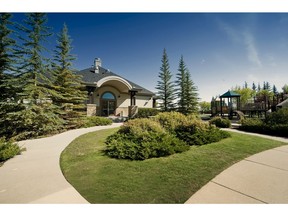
60,113,286,204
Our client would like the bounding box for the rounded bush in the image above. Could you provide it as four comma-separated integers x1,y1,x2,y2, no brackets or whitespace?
154,112,190,133
105,118,189,160
209,117,231,128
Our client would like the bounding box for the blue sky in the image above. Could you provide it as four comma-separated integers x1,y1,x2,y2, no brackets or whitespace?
11,13,288,101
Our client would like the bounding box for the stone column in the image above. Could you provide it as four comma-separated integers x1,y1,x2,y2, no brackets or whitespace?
128,105,138,118
87,104,97,116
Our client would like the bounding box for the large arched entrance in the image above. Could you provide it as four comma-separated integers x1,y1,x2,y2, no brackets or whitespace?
101,92,116,116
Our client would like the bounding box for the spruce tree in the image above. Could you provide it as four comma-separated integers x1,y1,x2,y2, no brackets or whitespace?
176,56,187,114
9,13,64,140
0,13,17,101
51,23,87,128
0,13,24,138
176,56,199,114
156,48,175,111
184,69,199,114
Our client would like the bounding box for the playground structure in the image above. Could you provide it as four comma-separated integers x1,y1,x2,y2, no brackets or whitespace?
211,90,287,119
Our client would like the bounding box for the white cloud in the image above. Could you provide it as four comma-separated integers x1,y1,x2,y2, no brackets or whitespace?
243,31,262,67
217,19,240,43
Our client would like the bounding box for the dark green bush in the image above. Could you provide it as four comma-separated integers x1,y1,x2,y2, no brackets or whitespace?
175,122,231,146
83,116,113,127
134,108,160,118
105,118,189,160
240,116,288,138
0,138,25,162
265,108,288,125
209,117,231,128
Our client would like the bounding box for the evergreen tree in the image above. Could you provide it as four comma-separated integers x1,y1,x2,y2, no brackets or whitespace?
184,69,199,114
257,83,261,92
176,56,198,114
156,48,175,111
8,13,64,140
0,13,24,138
244,81,248,89
252,82,256,91
176,56,187,114
51,23,87,128
0,13,17,101
15,13,53,102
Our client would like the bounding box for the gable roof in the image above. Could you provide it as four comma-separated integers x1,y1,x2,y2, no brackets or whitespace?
76,66,155,96
220,90,241,98
276,98,288,108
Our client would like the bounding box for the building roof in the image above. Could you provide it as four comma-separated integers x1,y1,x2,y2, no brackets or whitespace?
220,90,241,98
76,66,155,96
276,98,288,108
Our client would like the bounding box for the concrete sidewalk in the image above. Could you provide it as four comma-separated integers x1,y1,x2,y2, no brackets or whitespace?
185,129,288,204
0,123,122,204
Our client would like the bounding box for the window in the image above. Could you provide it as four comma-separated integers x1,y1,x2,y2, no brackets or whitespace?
102,92,115,100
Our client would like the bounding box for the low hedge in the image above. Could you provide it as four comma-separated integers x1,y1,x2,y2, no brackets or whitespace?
83,116,113,127
134,108,160,118
209,117,231,128
240,117,288,138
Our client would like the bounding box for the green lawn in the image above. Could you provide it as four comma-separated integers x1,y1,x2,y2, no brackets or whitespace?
60,128,286,204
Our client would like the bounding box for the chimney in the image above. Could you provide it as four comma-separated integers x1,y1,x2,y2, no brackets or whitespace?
94,58,101,73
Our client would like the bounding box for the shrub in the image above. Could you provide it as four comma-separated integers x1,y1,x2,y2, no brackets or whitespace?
83,116,113,127
154,112,191,133
240,118,264,134
175,120,231,146
134,108,160,118
209,117,231,128
105,118,189,160
0,138,25,162
265,108,288,125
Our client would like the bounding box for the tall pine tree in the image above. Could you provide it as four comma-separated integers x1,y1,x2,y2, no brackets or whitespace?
176,56,199,114
156,48,175,111
51,23,87,128
8,13,64,140
184,69,199,114
0,13,24,139
0,13,17,102
176,56,187,114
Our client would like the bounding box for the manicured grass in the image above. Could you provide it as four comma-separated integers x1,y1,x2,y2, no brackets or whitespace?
60,128,286,204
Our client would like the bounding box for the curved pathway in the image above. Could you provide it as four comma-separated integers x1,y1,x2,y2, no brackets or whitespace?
0,123,122,204
185,129,288,204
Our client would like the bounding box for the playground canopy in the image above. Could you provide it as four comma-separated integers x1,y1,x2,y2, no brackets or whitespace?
220,90,241,117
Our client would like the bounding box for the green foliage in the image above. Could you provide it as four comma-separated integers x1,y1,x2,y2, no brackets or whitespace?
105,118,189,160
50,23,87,129
265,108,288,125
134,108,160,118
0,13,18,102
240,110,288,138
209,116,231,128
199,101,211,114
6,103,65,140
83,116,113,127
154,111,190,133
175,56,199,114
175,118,231,146
156,48,176,111
0,137,25,162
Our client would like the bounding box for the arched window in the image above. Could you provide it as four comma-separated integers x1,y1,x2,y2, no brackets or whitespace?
101,92,115,100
